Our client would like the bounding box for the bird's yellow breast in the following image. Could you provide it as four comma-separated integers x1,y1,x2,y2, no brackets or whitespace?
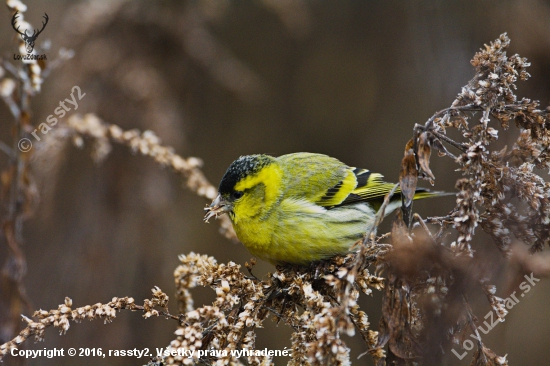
233,198,374,265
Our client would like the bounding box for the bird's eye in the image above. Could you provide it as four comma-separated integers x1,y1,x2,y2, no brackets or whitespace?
232,191,244,200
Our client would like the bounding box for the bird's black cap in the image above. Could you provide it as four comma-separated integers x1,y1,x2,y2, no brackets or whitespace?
218,155,274,195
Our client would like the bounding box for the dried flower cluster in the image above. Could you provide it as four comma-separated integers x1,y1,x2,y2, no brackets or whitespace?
0,289,174,360
165,251,384,366
416,34,550,257
375,33,549,365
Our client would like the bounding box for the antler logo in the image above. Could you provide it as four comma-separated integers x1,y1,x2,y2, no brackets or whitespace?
11,11,49,53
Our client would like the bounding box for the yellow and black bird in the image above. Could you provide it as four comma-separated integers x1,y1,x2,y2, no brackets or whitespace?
205,153,446,265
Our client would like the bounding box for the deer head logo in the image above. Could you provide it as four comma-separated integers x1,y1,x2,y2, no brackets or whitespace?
11,11,49,53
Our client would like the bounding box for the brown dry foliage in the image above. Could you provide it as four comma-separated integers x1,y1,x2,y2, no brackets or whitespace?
1,2,549,364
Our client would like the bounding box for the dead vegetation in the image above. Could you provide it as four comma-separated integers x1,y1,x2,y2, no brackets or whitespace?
0,1,549,364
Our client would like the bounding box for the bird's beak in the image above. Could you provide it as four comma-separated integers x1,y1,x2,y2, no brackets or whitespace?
204,194,231,222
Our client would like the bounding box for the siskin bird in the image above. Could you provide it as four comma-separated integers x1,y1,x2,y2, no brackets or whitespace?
204,153,447,266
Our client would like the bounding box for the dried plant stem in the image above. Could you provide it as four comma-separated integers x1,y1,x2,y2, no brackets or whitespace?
412,213,436,245
65,114,237,241
462,296,487,362
0,288,174,360
1,1,78,347
1,25,34,353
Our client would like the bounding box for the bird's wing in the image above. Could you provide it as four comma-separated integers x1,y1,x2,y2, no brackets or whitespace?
278,153,354,204
315,168,394,207
279,154,446,210
315,167,358,207
339,169,398,205
319,168,449,209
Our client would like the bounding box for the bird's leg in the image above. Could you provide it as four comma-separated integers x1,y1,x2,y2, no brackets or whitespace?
245,258,259,281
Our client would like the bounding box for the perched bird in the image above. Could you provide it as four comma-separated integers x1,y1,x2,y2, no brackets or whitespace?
204,153,447,266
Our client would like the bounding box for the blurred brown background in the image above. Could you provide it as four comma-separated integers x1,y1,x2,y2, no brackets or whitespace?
1,0,550,365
